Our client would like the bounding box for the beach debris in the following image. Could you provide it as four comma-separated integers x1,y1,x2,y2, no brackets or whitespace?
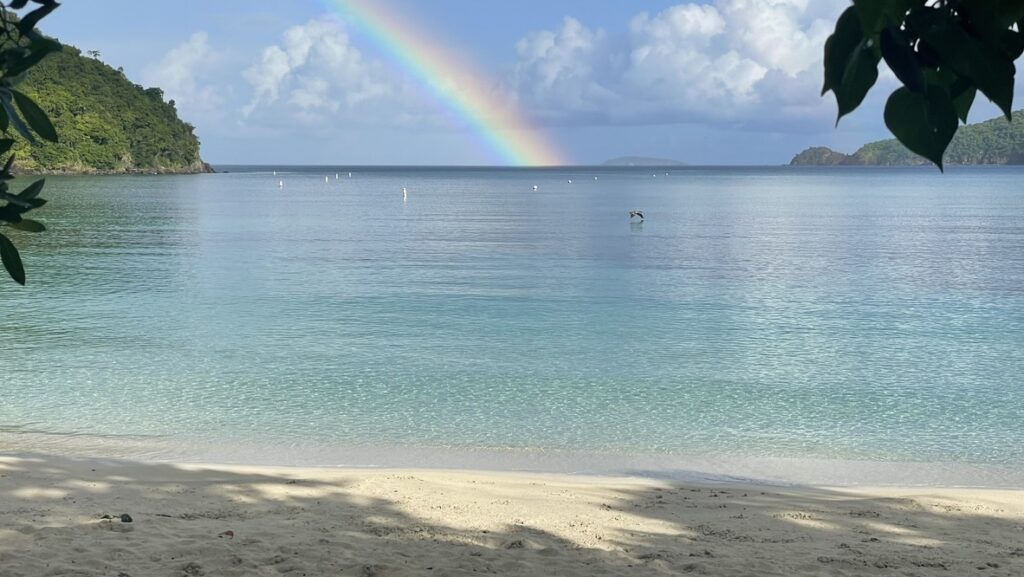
218,530,235,539
99,513,135,532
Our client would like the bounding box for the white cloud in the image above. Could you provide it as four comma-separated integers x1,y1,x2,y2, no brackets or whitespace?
143,32,225,116
233,2,863,139
511,0,851,128
240,18,417,126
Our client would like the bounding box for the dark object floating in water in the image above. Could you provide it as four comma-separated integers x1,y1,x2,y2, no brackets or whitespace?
120,514,133,523
629,210,644,221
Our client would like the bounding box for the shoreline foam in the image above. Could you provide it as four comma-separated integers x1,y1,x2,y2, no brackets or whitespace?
3,430,1024,489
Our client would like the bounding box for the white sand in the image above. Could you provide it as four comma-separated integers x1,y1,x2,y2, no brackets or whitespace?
1,453,1022,576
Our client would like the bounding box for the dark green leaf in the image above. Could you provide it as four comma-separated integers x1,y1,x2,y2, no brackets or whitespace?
17,2,58,36
1000,29,1024,60
11,90,57,143
4,37,62,78
884,85,958,170
0,232,25,285
952,85,977,124
853,0,888,35
0,191,30,208
880,26,926,93
17,178,45,200
8,218,45,232
919,15,1015,120
854,0,922,35
959,0,1024,47
2,154,16,176
0,205,23,224
823,7,864,95
835,40,880,123
0,92,35,144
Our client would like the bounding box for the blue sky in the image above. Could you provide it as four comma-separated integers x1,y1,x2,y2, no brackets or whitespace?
36,0,1017,165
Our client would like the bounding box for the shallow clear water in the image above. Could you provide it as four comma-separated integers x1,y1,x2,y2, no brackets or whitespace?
2,166,1023,470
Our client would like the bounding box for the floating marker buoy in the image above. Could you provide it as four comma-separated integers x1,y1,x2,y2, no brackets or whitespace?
532,185,538,191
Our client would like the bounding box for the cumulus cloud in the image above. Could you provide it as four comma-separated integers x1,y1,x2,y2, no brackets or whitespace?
234,2,865,136
511,0,853,128
241,19,416,126
144,32,225,115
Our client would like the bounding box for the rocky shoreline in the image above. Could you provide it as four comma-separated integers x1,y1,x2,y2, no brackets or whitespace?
13,161,216,176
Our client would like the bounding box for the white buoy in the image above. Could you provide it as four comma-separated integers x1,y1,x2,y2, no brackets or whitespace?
335,173,339,180
278,180,283,188
325,176,329,183
533,185,538,191
568,179,573,183
273,170,277,176
348,172,352,178
402,187,407,197
594,176,598,180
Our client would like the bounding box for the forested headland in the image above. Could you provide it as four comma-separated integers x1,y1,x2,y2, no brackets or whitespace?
9,36,210,175
791,111,1024,166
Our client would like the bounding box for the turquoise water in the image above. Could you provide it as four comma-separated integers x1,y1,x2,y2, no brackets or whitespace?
2,166,1023,470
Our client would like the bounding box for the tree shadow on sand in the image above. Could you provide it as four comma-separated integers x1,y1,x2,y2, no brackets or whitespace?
0,453,1022,576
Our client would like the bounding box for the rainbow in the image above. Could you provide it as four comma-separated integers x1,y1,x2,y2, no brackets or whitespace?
318,0,568,166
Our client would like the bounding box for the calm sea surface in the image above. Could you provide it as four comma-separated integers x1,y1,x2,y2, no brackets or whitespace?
2,166,1023,478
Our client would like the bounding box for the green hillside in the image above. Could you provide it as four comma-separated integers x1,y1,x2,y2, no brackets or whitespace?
791,111,1024,166
10,43,210,174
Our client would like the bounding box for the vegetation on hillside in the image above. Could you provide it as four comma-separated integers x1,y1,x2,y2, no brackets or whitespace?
791,109,1024,166
10,42,208,173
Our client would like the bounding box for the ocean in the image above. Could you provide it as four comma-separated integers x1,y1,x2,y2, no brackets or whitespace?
2,166,1023,484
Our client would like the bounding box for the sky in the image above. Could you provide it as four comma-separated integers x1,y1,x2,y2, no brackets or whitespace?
34,0,1021,166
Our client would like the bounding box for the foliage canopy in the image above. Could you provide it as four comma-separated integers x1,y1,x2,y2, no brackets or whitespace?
11,44,206,173
823,0,1024,169
0,0,60,285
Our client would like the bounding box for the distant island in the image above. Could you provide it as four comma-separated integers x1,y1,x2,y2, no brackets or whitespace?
792,110,1024,166
602,156,687,167
9,30,210,175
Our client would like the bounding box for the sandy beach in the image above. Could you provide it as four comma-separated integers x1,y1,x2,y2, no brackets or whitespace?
1,453,1022,576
